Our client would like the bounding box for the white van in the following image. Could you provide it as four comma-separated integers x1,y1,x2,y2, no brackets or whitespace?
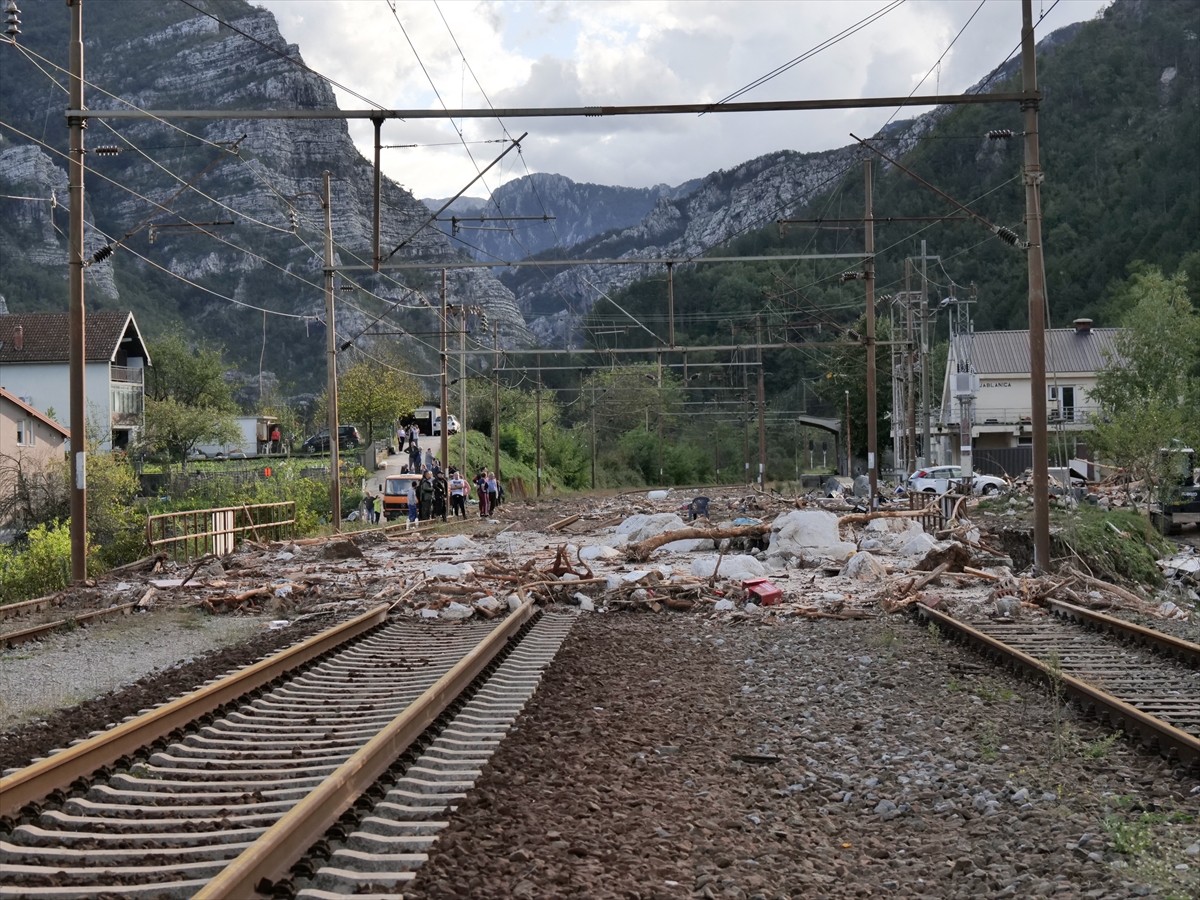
410,407,460,436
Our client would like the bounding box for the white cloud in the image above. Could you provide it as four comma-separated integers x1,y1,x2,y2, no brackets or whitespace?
257,0,1111,198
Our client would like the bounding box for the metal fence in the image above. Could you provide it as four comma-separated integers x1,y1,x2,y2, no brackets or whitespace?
146,501,296,561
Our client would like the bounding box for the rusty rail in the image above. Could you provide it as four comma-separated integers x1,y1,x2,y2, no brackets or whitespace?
146,501,295,561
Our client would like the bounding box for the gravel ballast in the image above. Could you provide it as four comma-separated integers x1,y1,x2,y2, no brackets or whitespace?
404,613,1199,899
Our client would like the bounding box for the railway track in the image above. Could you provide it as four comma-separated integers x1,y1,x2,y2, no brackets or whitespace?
915,598,1200,769
0,601,574,898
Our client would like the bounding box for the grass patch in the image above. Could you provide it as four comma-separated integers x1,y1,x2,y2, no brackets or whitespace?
1054,505,1171,586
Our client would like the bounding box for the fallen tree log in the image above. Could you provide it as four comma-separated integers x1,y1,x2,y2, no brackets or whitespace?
626,523,771,562
836,508,938,528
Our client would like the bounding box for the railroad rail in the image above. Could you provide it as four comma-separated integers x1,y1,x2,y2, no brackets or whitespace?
0,600,572,898
915,598,1200,769
0,602,138,650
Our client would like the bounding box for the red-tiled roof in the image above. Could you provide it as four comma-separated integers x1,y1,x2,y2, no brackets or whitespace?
0,311,146,364
0,387,71,438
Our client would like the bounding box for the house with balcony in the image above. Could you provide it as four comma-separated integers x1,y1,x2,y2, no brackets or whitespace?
0,311,151,451
935,318,1121,472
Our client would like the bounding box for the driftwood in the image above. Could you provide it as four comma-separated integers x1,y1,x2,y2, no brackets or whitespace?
626,523,771,563
880,562,951,613
547,514,581,532
836,508,937,528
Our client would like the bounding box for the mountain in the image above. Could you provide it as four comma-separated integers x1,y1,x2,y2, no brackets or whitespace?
421,173,701,263
1,0,1193,406
0,0,529,401
504,0,1198,345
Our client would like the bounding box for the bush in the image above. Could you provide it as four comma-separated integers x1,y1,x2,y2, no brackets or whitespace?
0,521,96,604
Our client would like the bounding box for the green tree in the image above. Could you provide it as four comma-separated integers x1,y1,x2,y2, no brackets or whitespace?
1090,266,1200,508
335,360,423,446
141,337,239,470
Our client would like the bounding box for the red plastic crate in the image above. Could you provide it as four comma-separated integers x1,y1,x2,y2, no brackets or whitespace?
742,577,782,606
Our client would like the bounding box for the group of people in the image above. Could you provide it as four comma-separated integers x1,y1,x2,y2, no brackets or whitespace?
394,464,503,525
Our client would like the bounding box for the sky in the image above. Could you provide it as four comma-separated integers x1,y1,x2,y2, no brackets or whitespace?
256,0,1112,200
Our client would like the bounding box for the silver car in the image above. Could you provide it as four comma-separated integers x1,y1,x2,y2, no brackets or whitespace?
908,465,1007,495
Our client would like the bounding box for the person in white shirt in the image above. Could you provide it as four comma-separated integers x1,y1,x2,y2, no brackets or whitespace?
448,468,469,519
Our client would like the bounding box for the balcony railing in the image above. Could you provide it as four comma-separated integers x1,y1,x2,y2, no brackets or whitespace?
938,406,1100,428
110,365,144,384
111,382,143,426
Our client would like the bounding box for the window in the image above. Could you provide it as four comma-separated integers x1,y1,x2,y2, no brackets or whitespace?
16,418,35,447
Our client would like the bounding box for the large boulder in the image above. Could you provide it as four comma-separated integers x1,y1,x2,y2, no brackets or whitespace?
615,513,687,544
689,554,765,581
768,510,856,560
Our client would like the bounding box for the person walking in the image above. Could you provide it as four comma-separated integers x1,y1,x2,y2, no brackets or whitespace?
408,423,420,452
406,477,419,527
417,471,435,521
448,468,468,519
270,425,282,454
474,469,490,517
362,492,374,523
373,493,384,524
486,470,498,516
433,469,448,522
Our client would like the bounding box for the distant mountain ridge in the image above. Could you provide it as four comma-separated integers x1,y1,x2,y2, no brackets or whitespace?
422,173,702,262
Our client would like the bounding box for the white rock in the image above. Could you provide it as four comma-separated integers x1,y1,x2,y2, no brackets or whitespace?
433,535,478,551
268,619,290,629
474,595,501,612
859,538,884,552
899,532,939,557
658,538,715,553
615,513,686,544
426,562,475,579
420,608,440,618
580,544,620,561
573,593,595,612
713,598,736,611
559,572,580,582
689,554,766,582
646,489,671,501
441,601,474,620
506,593,522,611
840,551,888,580
274,551,295,562
768,510,856,560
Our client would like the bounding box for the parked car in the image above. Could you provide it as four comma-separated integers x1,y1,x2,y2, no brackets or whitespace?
908,465,1007,495
301,425,362,453
435,414,460,436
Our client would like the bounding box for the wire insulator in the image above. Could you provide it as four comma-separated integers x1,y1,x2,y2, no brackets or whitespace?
986,129,1014,140
993,225,1021,246
91,245,114,263
93,146,121,156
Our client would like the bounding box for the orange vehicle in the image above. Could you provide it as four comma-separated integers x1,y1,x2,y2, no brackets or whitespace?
381,474,421,521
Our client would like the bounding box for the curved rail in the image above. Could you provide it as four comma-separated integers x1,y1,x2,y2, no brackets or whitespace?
197,597,537,898
0,603,390,817
915,602,1200,769
0,602,138,650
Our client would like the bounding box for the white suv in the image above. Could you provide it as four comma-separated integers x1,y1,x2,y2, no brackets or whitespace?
908,466,1007,495
434,414,460,436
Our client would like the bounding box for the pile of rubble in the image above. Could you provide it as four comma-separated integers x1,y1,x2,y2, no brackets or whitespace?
68,486,1195,632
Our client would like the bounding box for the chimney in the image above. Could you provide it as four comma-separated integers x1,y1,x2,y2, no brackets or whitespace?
1073,318,1093,335
13,324,23,350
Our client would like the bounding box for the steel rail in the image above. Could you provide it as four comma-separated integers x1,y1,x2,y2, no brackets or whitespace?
1045,599,1200,664
195,597,538,899
0,594,67,621
0,604,390,818
0,602,137,650
916,603,1200,769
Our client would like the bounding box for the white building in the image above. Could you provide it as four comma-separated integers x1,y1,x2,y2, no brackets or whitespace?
0,311,151,451
936,318,1121,466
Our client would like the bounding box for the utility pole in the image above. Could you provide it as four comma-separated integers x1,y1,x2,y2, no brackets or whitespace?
1022,0,1051,571
439,270,449,470
68,0,87,581
864,158,878,502
920,239,932,467
756,316,766,486
491,326,500,479
323,171,341,531
590,376,597,490
845,390,852,477
656,351,664,484
459,304,467,474
535,354,542,497
905,259,917,473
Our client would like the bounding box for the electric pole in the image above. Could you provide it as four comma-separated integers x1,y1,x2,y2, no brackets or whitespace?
920,239,931,467
756,316,766,487
439,269,449,470
864,158,878,502
323,171,341,531
1022,0,1051,571
68,0,87,580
